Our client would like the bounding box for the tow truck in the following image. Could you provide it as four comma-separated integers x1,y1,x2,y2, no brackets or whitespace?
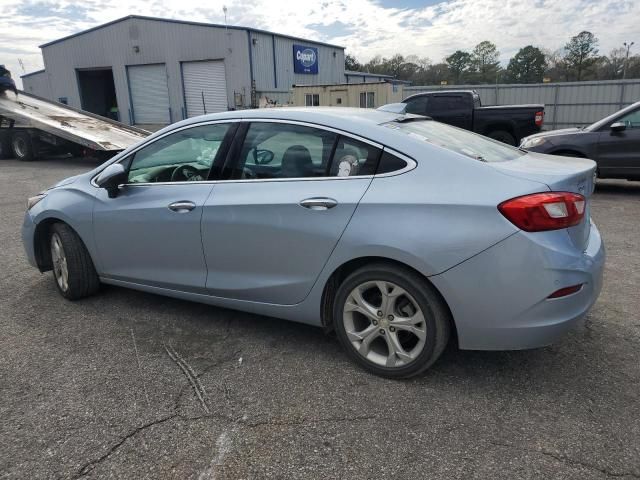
0,88,149,161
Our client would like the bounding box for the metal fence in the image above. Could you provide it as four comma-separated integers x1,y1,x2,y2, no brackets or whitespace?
404,79,640,130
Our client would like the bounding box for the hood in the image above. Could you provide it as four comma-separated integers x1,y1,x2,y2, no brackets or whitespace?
48,174,81,190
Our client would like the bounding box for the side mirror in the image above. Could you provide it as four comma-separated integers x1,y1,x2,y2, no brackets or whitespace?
96,163,126,198
610,122,626,133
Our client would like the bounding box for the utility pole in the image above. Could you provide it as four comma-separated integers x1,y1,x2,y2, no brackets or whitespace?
623,41,634,79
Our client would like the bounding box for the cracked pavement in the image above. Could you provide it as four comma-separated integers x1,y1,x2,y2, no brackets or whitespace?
1,157,639,479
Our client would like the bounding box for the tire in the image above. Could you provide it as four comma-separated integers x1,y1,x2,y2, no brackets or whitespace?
50,223,100,300
487,130,516,146
0,132,11,159
333,263,451,379
11,131,37,161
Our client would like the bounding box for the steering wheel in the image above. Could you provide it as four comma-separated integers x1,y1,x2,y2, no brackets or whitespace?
242,167,257,179
171,165,203,182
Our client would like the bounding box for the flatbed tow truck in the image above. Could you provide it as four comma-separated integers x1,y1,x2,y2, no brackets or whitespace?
0,89,149,161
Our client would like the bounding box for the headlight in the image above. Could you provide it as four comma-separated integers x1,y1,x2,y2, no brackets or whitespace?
521,136,547,149
27,193,47,210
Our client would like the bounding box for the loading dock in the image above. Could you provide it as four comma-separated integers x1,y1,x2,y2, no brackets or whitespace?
127,63,171,127
182,60,228,117
76,68,117,119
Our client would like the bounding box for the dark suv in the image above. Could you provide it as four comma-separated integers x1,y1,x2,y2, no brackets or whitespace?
521,101,640,181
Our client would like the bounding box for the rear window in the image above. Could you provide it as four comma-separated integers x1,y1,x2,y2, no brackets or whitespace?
385,120,526,163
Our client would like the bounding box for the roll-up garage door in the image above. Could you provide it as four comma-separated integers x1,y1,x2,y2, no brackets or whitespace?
182,60,228,117
128,64,170,125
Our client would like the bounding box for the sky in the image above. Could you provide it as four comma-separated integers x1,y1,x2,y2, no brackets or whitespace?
1,0,639,87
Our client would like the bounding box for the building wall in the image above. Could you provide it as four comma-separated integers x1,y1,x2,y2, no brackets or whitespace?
404,79,640,130
21,71,52,99
292,83,404,108
34,17,345,125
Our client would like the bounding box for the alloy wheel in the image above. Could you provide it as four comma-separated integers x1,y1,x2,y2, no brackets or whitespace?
51,233,69,292
342,280,427,368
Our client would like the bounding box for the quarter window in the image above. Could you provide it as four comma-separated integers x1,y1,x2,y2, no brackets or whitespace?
127,124,230,183
377,151,408,174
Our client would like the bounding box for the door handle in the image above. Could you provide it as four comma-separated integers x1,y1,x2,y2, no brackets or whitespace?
168,201,196,213
299,197,338,211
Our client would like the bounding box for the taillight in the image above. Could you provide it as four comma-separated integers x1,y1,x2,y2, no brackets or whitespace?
535,111,544,127
548,284,583,298
498,192,586,232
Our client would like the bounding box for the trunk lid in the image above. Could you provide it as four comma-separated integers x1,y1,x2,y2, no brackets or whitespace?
490,151,596,250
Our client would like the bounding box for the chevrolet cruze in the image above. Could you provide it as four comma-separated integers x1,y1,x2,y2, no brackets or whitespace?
22,107,605,378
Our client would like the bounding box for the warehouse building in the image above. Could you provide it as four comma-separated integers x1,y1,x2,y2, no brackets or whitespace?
22,15,346,129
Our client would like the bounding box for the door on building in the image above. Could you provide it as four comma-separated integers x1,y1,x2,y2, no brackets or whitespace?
77,68,117,119
127,64,171,126
182,60,228,117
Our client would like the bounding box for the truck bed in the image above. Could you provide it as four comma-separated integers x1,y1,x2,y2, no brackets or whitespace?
0,90,149,152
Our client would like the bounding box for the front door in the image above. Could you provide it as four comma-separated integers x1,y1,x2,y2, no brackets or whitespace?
596,106,640,178
93,122,234,291
201,121,381,305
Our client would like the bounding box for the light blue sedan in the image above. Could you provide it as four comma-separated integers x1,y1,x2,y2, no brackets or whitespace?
22,107,604,378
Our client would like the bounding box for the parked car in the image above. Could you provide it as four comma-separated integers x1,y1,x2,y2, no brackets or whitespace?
0,65,18,96
521,101,640,181
22,107,604,378
402,90,544,145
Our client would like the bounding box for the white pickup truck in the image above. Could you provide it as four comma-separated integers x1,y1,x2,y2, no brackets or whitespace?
0,89,149,161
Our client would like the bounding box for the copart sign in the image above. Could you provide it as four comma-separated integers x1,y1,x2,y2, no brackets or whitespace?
293,45,318,74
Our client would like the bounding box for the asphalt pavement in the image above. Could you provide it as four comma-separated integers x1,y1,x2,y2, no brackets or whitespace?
1,156,639,479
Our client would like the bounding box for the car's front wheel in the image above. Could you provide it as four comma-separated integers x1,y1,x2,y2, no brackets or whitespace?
50,223,100,300
333,263,451,378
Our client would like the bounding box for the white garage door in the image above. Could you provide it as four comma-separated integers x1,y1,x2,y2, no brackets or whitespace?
128,64,170,125
182,60,228,117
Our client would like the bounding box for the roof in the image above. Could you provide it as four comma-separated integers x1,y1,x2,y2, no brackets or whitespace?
20,69,46,79
293,80,404,88
345,70,395,79
39,15,345,50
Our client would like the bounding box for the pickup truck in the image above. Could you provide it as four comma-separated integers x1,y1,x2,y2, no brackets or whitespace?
402,90,544,145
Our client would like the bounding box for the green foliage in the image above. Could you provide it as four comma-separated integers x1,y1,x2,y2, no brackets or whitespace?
506,46,547,83
563,31,599,81
445,50,473,84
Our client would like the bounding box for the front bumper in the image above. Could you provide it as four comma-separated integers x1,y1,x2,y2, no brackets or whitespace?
22,211,38,268
430,221,605,350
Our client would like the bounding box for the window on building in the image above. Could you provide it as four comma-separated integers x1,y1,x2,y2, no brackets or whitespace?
305,94,320,107
360,92,375,108
359,92,366,108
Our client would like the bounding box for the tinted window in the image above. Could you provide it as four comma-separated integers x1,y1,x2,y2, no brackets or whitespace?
127,123,230,183
617,108,640,129
405,96,428,115
330,137,381,177
385,120,525,163
236,123,336,179
377,151,408,174
428,95,467,111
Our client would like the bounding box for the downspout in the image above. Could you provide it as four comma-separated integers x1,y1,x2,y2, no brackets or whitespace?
247,30,255,108
271,34,278,89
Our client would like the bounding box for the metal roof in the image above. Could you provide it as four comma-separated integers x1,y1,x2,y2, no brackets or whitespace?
344,70,394,78
39,15,345,50
20,69,46,79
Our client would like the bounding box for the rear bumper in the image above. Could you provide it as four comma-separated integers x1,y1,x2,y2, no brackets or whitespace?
430,221,605,350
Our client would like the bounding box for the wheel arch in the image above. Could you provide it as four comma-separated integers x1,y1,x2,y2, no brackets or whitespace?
32,217,94,273
320,256,458,341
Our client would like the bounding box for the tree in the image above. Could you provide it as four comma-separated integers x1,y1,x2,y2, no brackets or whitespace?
598,48,626,79
506,46,547,83
446,50,472,84
345,54,361,71
471,41,501,83
563,31,599,81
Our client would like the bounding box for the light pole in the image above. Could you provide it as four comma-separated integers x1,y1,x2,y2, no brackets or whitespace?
623,41,634,79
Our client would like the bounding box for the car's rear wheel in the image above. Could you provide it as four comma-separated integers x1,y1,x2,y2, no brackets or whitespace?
50,223,100,300
333,263,451,378
487,130,516,146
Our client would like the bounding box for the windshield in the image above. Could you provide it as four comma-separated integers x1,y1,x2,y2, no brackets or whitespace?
385,120,526,162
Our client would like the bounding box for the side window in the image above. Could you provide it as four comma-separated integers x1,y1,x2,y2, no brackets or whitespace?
617,109,640,129
405,96,428,115
127,123,230,183
377,151,408,174
236,123,336,179
330,137,381,177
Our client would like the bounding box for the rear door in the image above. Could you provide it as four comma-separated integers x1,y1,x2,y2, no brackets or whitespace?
201,121,380,305
596,106,640,178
